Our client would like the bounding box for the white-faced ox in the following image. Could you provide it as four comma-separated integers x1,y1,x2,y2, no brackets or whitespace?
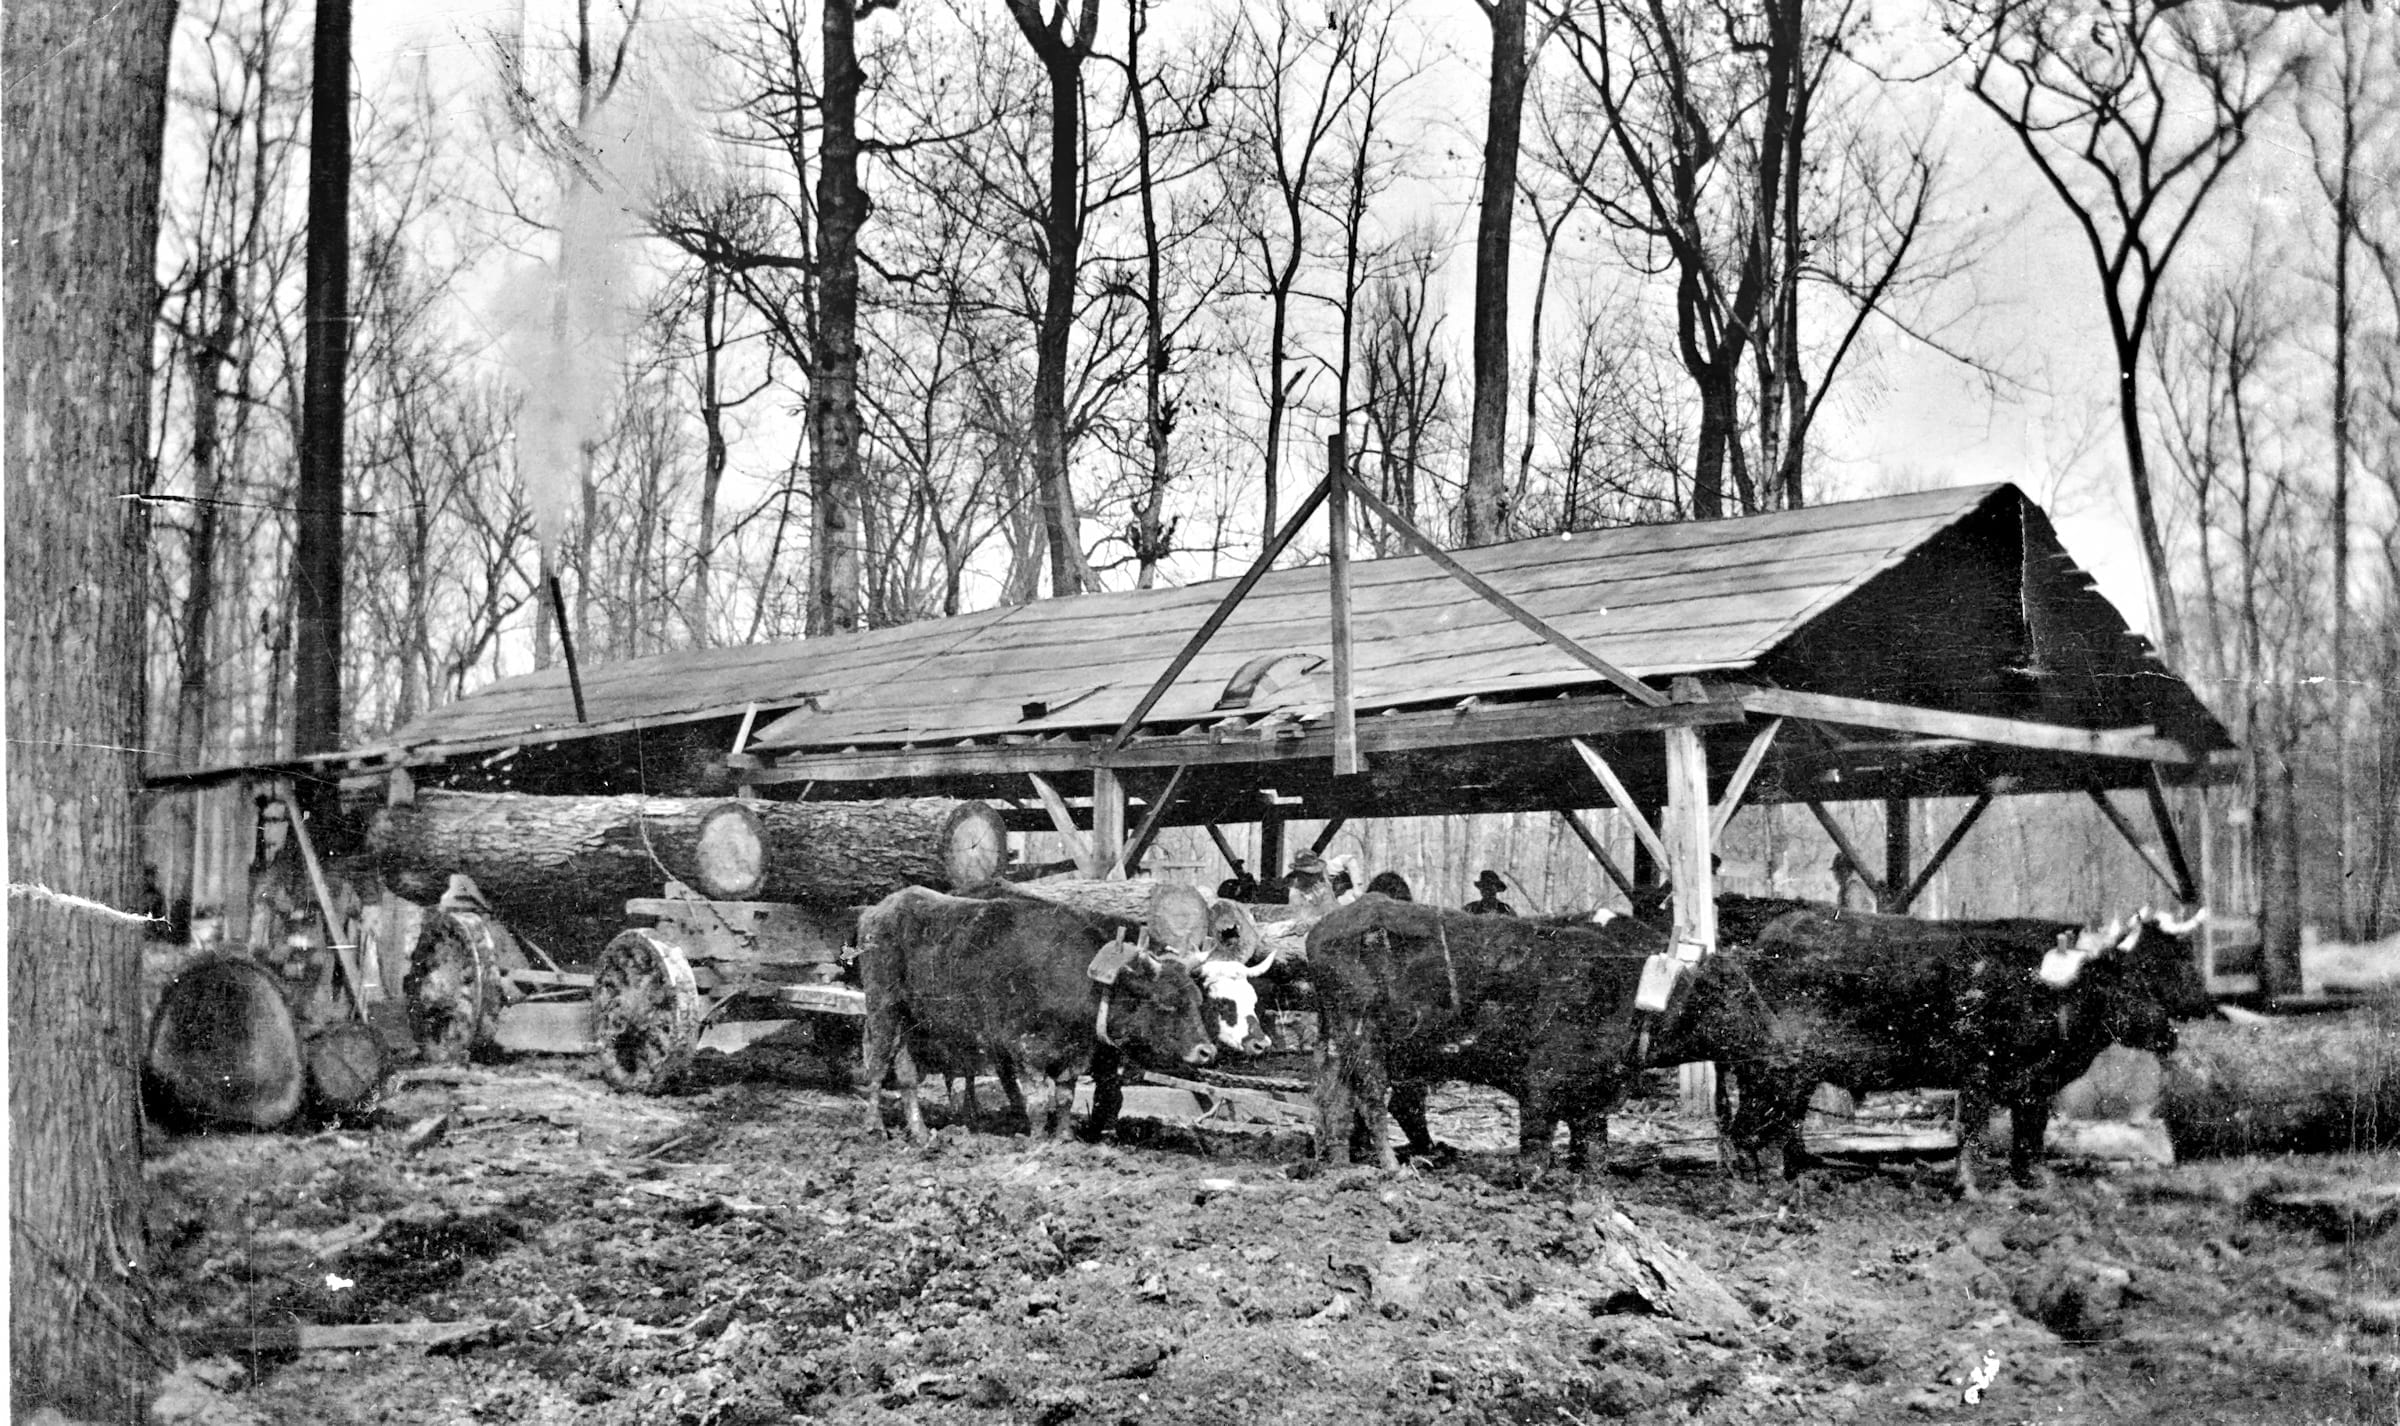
857,887,1219,1143
1703,905,2211,1194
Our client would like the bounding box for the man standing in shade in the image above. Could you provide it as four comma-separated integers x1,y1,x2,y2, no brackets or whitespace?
1463,868,1516,916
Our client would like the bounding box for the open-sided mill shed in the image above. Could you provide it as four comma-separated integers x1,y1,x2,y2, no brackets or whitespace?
167,481,2237,970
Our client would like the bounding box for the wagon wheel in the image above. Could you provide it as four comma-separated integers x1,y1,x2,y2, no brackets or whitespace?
404,911,502,1064
591,929,703,1094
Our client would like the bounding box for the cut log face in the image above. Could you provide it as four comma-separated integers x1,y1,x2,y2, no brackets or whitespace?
360,791,1011,927
145,956,305,1130
693,803,767,899
305,1021,388,1114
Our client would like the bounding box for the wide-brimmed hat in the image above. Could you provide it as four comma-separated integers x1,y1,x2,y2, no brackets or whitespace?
1288,849,1326,875
1475,869,1507,893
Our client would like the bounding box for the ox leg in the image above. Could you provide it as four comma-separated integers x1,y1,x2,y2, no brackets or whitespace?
1046,1071,1081,1140
1388,1082,1446,1165
992,1050,1031,1132
1952,1086,1989,1198
2008,1098,2054,1189
894,1044,931,1144
1314,1036,1357,1167
1516,1081,1564,1181
859,1006,903,1135
1086,1051,1127,1141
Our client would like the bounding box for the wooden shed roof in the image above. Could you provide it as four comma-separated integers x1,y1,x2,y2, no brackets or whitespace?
160,483,2235,822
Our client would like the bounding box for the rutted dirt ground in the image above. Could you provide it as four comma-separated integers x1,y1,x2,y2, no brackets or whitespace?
143,1044,2398,1426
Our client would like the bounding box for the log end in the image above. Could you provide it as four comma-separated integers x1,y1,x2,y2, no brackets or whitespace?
943,801,1010,890
145,957,306,1130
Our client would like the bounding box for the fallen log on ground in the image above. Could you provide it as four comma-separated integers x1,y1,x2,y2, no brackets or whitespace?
2162,996,2400,1157
145,957,306,1129
360,790,1009,922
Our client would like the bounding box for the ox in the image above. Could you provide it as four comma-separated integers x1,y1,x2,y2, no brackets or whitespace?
1308,895,1687,1177
1711,906,2211,1194
858,887,1219,1143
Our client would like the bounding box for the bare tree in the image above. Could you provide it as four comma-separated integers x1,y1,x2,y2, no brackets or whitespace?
1961,0,2291,667
1222,0,1382,545
1461,0,1530,544
1003,0,1106,596
1359,228,1456,553
6,0,178,1416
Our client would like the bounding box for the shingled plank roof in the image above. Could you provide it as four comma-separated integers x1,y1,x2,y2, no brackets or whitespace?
333,482,2225,804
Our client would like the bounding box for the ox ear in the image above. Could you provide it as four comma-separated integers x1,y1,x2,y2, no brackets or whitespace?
2158,906,2209,936
1087,932,1137,986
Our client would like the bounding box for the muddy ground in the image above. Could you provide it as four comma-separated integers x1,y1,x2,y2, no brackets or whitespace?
139,1042,2397,1426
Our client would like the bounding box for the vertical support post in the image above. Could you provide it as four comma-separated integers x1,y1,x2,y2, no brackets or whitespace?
1328,437,1359,777
1662,727,1717,1114
1259,816,1287,886
1879,795,1912,914
1089,767,1127,881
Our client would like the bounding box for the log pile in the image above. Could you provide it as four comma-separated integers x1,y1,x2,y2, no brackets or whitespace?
2162,996,2400,1158
360,790,1009,924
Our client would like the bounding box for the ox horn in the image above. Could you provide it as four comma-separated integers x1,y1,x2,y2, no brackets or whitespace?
1242,942,1280,979
2158,906,2210,936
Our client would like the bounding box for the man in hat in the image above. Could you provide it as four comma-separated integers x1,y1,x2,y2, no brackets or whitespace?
1463,868,1516,916
1283,849,1338,916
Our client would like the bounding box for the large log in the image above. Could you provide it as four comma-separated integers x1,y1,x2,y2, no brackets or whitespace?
1006,877,1314,963
360,790,1009,924
143,957,305,1130
2163,998,2400,1158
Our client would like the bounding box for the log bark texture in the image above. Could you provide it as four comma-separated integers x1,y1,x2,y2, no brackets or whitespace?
2163,998,2400,1158
143,957,305,1130
1005,877,1314,963
360,790,1009,922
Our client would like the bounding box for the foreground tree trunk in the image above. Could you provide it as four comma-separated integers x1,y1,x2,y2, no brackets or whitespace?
4,0,179,1415
361,790,1010,920
808,0,869,635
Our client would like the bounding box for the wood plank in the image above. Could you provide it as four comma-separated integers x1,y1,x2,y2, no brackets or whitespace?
1111,766,1188,878
1894,789,1993,913
1329,437,1359,776
184,1319,497,1355
1339,474,1668,707
1557,809,1638,902
1106,474,1334,751
2145,769,2201,905
1572,740,1671,867
1089,767,1126,880
1802,800,1887,903
1741,687,2197,764
280,784,373,1020
1880,795,1912,914
1710,718,1783,842
491,1001,597,1055
2087,789,2189,901
1027,773,1092,867
751,697,1749,783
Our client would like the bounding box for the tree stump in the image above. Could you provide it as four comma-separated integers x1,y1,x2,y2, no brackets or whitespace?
143,957,305,1130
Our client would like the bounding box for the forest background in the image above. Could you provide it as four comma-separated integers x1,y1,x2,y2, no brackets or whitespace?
139,0,2399,943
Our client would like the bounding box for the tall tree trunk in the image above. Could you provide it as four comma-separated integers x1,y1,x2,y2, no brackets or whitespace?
172,263,237,917
2322,6,2360,940
295,0,352,767
1461,0,1527,546
1006,0,1102,598
5,1,178,1416
1129,0,1173,589
810,0,868,635
692,265,728,646
2114,337,2184,669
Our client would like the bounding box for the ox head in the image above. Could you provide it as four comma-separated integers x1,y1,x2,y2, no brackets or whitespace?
2044,907,2212,1055
1090,935,1219,1070
1193,941,1281,1055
